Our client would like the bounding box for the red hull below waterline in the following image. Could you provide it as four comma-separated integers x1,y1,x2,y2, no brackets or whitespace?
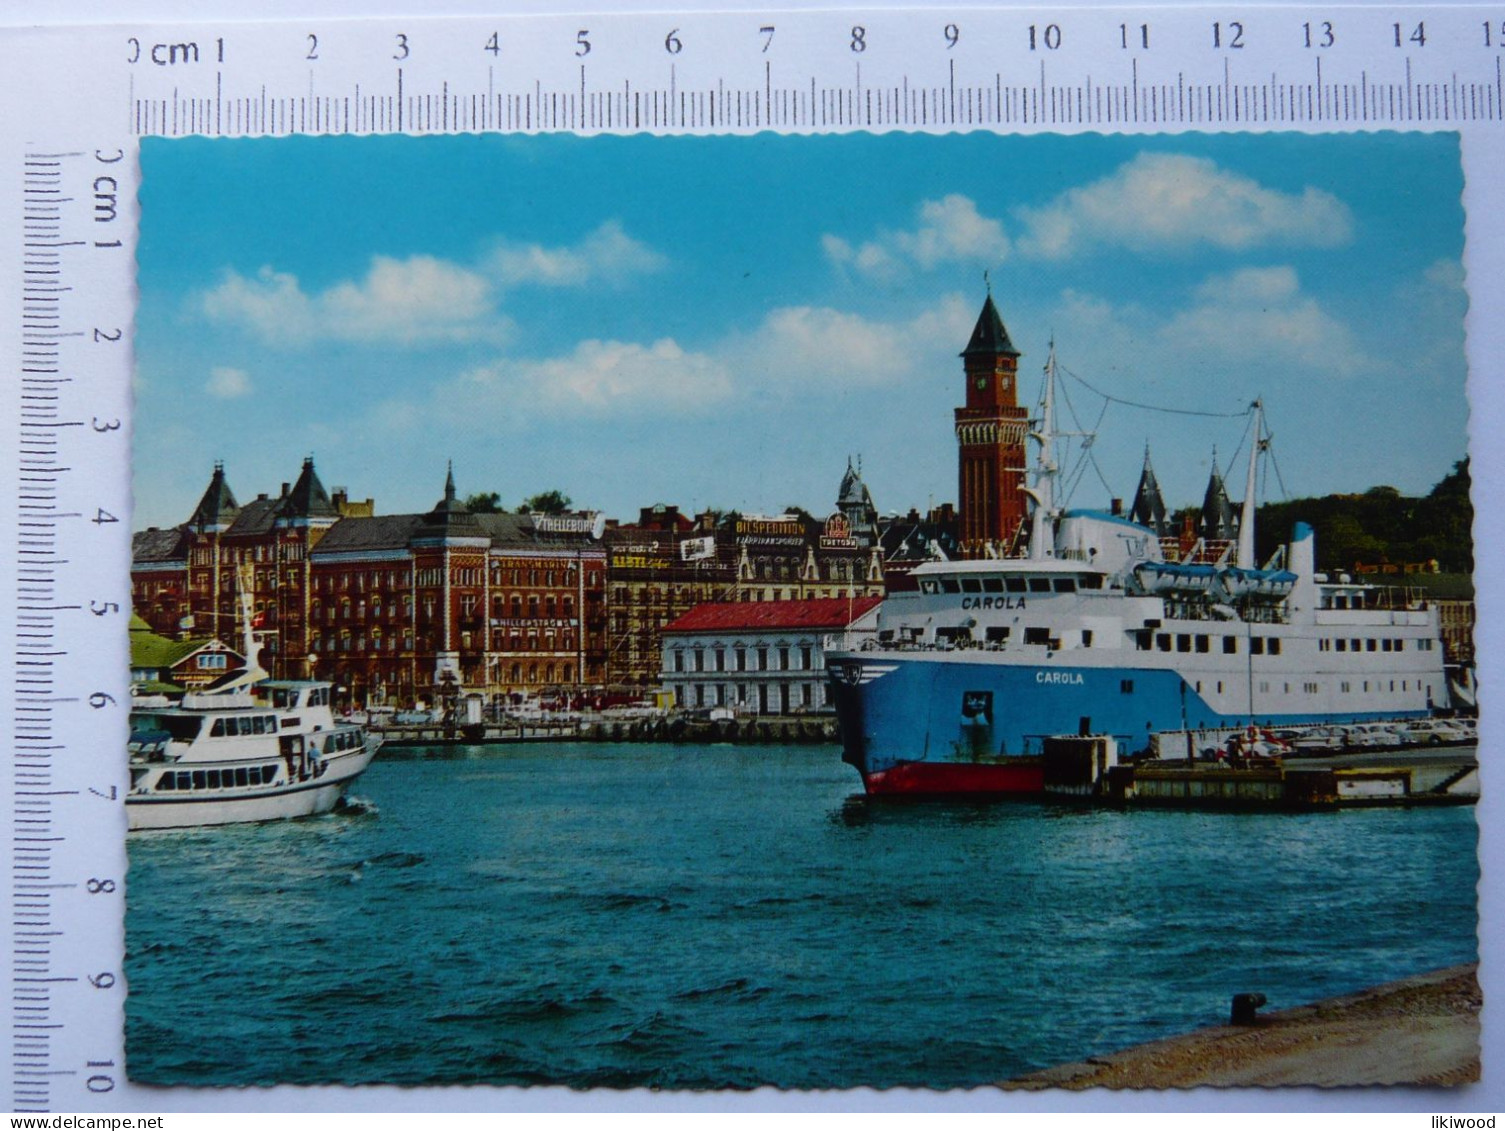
863,760,1045,797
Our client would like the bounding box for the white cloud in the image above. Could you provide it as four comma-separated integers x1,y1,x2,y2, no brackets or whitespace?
201,266,313,342
1162,266,1370,377
322,256,495,344
460,338,732,413
205,366,251,399
740,294,978,387
824,195,1009,281
1015,153,1354,259
200,256,503,347
488,220,666,287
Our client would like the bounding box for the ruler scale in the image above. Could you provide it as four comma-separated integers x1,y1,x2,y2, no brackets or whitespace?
8,145,131,1114
2,5,1503,1112
110,9,1505,139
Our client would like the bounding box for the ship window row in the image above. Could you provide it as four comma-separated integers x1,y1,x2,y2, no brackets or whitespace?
318,730,361,752
1134,632,1282,656
156,764,279,792
209,714,278,737
1317,638,1410,653
923,574,1102,596
1250,679,1423,695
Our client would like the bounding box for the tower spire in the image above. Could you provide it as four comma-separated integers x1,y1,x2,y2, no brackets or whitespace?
955,290,1030,555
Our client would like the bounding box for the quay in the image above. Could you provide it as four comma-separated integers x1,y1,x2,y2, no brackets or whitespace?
1044,736,1478,809
371,713,838,748
1003,964,1480,1089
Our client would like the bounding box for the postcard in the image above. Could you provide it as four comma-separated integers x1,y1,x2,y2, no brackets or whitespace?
122,127,1480,1099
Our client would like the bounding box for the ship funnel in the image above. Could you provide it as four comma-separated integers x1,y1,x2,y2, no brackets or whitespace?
1286,522,1317,622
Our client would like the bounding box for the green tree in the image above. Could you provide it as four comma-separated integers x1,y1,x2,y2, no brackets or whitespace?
521,490,572,514
463,491,505,513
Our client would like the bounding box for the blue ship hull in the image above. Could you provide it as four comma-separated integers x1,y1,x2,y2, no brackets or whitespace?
827,653,1429,795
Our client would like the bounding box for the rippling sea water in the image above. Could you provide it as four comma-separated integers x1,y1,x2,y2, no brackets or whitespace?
125,742,1478,1089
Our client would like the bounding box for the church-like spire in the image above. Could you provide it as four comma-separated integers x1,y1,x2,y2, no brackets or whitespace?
960,293,1020,359
417,462,481,540
1200,451,1238,542
1129,444,1169,536
282,455,338,519
188,461,240,531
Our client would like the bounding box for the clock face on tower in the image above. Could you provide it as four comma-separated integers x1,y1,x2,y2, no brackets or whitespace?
975,376,988,390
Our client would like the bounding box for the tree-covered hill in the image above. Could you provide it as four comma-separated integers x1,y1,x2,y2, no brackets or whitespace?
1252,459,1473,574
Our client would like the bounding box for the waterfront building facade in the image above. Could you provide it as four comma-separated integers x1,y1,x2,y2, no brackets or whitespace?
601,487,886,687
133,462,608,708
659,597,881,715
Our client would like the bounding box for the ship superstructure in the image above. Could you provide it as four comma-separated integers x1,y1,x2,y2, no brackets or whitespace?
827,340,1451,797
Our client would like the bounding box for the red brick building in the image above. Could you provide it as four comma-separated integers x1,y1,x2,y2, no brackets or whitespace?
133,461,607,708
955,293,1031,557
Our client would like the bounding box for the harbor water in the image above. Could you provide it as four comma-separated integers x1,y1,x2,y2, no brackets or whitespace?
125,742,1479,1089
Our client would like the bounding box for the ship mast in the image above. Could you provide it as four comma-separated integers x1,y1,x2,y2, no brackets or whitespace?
1236,399,1264,570
1024,339,1059,561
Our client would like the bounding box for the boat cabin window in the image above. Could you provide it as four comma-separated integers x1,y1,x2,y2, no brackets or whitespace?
939,579,961,594
142,714,204,742
271,687,299,708
1005,578,1027,594
985,626,1010,643
1052,578,1077,594
1079,575,1104,590
209,714,278,737
961,578,982,593
1024,627,1051,646
1223,636,1238,654
1251,637,1265,655
1028,578,1051,593
982,578,1004,593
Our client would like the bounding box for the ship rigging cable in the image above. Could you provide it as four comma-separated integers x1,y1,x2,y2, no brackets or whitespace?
1055,362,1257,419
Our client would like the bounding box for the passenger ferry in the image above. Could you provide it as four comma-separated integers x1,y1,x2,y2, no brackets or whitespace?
826,360,1453,797
127,576,378,830
127,680,378,830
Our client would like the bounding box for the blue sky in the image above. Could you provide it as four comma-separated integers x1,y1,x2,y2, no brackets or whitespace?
133,131,1468,530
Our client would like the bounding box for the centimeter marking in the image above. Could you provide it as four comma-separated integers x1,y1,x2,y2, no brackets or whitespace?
9,6,1503,1114
134,55,1505,135
13,149,83,1115
11,145,128,1113
120,9,1505,137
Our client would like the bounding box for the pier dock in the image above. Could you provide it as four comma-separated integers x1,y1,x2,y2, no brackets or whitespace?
1004,964,1481,1089
1042,735,1478,809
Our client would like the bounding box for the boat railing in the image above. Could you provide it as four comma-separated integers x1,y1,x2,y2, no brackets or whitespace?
181,689,256,710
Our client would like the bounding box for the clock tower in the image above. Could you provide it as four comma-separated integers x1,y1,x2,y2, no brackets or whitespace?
954,293,1030,554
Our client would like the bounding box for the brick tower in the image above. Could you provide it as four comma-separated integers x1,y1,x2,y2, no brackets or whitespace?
955,293,1030,555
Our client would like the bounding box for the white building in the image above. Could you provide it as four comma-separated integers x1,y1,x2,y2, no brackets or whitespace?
660,597,881,714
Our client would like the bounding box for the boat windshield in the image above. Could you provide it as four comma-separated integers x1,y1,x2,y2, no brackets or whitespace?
131,713,204,742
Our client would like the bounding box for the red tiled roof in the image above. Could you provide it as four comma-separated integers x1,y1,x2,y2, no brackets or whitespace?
663,596,882,634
